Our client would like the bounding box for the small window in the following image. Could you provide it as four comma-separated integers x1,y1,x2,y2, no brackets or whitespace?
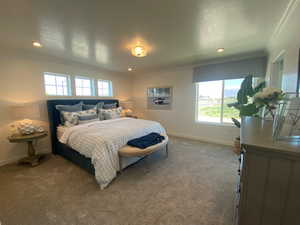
97,80,113,97
44,73,71,96
196,78,243,124
75,76,94,96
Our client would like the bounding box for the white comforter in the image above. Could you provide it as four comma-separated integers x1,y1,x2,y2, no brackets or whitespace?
60,118,166,189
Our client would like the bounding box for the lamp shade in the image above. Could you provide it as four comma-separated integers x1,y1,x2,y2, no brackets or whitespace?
120,101,134,110
10,103,40,120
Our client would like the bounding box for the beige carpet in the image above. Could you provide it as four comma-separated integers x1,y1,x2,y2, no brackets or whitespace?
0,137,238,225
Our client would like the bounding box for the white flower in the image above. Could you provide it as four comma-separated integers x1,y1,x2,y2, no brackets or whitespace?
254,87,282,100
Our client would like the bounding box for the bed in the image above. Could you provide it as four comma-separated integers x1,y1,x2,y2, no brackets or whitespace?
47,99,166,189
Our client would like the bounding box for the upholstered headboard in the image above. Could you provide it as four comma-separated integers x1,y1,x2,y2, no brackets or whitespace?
47,99,119,154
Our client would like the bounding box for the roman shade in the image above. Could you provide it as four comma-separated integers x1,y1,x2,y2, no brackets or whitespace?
193,56,267,83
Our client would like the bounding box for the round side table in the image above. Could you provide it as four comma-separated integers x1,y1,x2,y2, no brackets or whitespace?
8,132,48,167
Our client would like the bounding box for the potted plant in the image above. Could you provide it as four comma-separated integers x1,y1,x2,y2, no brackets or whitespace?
228,75,266,154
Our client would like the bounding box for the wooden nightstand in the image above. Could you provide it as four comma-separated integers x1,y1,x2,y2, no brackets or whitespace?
8,132,48,167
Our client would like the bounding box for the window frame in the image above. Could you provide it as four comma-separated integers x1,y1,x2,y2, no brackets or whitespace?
195,79,243,126
97,79,113,97
43,72,72,96
74,75,95,96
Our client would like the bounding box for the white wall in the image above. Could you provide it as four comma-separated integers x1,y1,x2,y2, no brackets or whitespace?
0,48,132,166
132,67,239,146
266,0,300,92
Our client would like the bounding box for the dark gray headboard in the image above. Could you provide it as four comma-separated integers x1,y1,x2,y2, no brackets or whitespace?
47,99,119,154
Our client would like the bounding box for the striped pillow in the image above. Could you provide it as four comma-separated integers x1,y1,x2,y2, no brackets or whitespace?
62,108,98,126
78,114,98,124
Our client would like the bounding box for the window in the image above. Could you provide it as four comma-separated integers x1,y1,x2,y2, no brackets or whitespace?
97,80,113,97
75,76,94,96
44,73,71,96
196,78,243,124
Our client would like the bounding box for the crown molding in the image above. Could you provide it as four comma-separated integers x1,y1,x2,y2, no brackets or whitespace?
269,0,300,45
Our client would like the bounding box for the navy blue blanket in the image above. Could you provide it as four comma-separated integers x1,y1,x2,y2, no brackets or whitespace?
127,133,165,149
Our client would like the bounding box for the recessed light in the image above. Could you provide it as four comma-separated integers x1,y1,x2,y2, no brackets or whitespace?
32,41,42,48
217,48,224,53
128,67,133,71
131,45,147,57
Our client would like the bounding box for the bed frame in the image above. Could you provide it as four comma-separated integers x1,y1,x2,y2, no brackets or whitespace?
47,99,120,175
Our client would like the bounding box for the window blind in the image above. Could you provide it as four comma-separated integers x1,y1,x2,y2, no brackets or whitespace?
193,56,267,83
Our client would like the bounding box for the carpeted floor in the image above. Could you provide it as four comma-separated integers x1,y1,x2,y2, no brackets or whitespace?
0,137,238,225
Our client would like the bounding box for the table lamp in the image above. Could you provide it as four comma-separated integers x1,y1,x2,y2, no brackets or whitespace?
120,101,134,116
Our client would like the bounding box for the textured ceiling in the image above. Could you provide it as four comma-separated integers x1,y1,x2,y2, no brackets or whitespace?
0,0,290,73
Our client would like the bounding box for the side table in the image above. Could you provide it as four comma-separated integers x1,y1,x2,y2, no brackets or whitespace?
8,132,48,167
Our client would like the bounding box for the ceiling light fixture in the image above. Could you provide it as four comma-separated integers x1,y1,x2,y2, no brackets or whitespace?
128,67,133,71
217,48,224,53
131,45,147,57
32,41,42,48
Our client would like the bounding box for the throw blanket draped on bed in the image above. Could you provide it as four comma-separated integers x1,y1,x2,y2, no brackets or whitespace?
60,118,166,189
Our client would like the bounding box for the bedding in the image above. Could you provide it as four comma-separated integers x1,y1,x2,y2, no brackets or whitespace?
100,107,123,120
78,114,98,124
59,117,166,189
103,103,117,109
55,102,83,124
61,108,97,127
57,125,68,139
127,132,165,149
83,102,104,111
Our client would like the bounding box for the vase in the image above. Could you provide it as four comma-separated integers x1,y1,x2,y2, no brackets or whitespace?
262,106,276,121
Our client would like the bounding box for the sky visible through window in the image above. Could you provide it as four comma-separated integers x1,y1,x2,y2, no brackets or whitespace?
98,80,112,96
75,77,92,96
44,74,70,96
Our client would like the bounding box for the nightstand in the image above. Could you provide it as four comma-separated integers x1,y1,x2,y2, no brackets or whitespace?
8,132,48,167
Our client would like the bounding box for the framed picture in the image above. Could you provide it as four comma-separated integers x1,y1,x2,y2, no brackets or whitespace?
147,87,172,110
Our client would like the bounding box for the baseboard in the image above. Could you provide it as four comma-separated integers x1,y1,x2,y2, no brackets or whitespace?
167,132,234,147
0,155,25,167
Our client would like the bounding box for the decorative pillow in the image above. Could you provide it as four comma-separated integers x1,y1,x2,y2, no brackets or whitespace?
61,111,80,127
78,114,98,124
56,102,83,124
77,108,97,117
82,102,104,110
100,107,122,120
103,103,117,109
82,104,96,110
55,102,83,112
62,108,97,127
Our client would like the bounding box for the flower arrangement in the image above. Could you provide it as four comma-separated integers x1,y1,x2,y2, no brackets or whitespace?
254,87,285,120
9,119,44,136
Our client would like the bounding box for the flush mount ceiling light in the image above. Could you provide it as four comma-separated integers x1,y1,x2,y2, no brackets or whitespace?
217,48,224,53
32,41,42,48
131,45,147,57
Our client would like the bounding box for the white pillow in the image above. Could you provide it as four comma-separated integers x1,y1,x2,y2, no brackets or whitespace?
62,108,97,127
100,107,122,120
